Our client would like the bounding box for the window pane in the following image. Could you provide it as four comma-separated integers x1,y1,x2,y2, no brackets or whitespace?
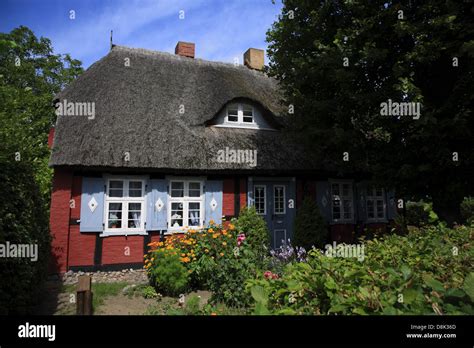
108,202,122,228
376,200,384,218
171,202,183,227
342,184,350,197
367,200,374,219
243,106,253,123
109,180,124,197
128,202,141,228
254,187,265,214
189,182,201,197
343,199,352,219
375,188,383,197
227,106,238,122
274,186,285,214
188,202,201,227
171,182,184,197
129,181,142,197
333,207,340,219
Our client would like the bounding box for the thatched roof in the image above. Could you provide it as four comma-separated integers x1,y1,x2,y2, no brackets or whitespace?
50,45,312,173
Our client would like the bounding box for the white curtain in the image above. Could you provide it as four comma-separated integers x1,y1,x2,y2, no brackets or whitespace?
132,212,140,228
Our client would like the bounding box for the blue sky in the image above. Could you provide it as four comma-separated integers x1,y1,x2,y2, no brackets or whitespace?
0,0,283,68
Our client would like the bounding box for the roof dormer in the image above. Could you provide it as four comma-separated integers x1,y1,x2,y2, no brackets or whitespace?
207,99,278,131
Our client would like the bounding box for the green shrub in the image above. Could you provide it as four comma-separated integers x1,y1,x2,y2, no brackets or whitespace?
233,206,270,260
148,251,189,296
405,200,438,226
201,246,259,308
460,197,474,225
0,161,50,314
246,225,474,315
293,196,328,249
142,285,160,299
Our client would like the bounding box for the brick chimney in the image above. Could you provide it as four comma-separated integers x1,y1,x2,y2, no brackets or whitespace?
175,41,195,58
244,48,264,70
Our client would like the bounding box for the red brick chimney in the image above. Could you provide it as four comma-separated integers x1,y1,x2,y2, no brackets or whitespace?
175,41,195,58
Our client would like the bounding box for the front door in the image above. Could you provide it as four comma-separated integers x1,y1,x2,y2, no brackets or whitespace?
252,179,295,249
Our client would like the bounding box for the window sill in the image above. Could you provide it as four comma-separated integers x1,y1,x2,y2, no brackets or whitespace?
366,219,388,224
100,230,148,237
330,220,355,225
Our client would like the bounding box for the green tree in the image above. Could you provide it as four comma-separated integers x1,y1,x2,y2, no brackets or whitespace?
0,26,82,313
266,1,473,223
0,26,83,200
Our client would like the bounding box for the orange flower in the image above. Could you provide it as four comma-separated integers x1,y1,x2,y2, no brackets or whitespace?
220,252,224,256
222,242,227,246
209,219,215,225
211,312,217,316
228,223,235,230
208,228,214,233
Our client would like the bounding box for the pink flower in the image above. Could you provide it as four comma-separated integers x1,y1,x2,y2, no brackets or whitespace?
237,233,246,246
264,271,273,279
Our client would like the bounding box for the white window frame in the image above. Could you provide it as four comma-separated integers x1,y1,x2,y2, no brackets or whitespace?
366,187,386,222
225,103,255,125
254,185,266,215
167,178,205,233
273,185,286,215
102,175,148,236
330,181,354,223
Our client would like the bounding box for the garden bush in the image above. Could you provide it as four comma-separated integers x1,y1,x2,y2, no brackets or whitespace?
247,224,474,315
147,250,189,296
405,200,439,226
460,197,474,225
293,196,328,249
145,216,264,307
233,206,270,263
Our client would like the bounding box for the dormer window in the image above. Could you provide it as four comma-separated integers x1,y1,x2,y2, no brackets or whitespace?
212,101,275,130
226,103,254,125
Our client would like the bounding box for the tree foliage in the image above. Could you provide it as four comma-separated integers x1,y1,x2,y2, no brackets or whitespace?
266,1,474,222
293,196,328,249
0,26,82,312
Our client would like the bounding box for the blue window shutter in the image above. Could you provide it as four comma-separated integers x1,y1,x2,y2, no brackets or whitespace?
247,177,254,207
356,182,367,222
80,177,105,232
386,189,397,220
316,181,331,222
205,180,223,225
146,179,168,231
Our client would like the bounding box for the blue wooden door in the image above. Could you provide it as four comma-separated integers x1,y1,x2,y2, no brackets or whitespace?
251,179,295,249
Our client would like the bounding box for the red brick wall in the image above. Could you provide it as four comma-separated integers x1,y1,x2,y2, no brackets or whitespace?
222,178,234,217
67,176,96,267
240,178,247,209
330,224,355,243
101,236,144,265
49,168,73,274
